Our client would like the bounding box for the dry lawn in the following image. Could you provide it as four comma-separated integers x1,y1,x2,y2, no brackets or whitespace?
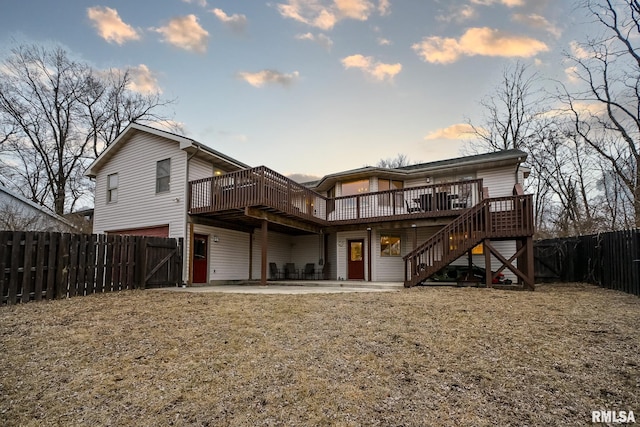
1,283,639,426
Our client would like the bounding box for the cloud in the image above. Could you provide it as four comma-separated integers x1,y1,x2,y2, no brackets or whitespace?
276,0,384,30
87,6,140,45
424,124,479,140
128,64,161,94
470,0,524,7
334,0,374,20
153,15,208,53
237,69,300,87
378,0,391,16
377,37,392,46
412,27,548,64
568,40,591,59
512,13,561,38
182,0,208,6
295,32,333,50
341,54,402,81
211,8,248,32
437,5,476,23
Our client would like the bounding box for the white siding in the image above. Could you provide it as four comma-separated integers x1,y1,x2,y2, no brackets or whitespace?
375,229,405,281
189,157,213,181
404,177,429,188
326,233,337,280
93,132,187,239
291,235,323,269
478,166,516,198
192,224,251,282
336,231,369,281
250,230,292,280
248,232,323,279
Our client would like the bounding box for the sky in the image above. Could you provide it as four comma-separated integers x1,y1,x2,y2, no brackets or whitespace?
0,0,591,181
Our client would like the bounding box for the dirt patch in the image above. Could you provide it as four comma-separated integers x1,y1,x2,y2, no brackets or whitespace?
1,283,639,426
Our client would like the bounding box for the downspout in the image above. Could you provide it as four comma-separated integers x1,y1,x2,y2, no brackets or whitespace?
184,144,201,285
515,156,523,186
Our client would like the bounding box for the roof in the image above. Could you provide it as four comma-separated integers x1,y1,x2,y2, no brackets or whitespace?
0,185,76,228
307,149,528,192
85,123,250,178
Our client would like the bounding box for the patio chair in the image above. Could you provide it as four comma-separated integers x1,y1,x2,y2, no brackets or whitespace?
269,262,283,280
303,263,316,279
405,199,421,213
284,263,298,279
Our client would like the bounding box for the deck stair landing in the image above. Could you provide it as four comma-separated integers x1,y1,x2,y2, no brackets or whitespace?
403,194,535,289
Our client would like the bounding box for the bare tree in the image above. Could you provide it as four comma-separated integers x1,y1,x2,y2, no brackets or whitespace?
376,153,416,168
561,0,640,227
466,62,543,153
0,43,175,215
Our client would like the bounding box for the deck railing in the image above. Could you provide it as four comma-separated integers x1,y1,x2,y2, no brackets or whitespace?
189,166,328,222
403,194,534,286
189,166,485,225
328,179,483,224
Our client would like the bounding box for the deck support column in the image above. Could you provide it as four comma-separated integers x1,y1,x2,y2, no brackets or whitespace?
261,220,268,285
367,227,372,282
484,238,492,288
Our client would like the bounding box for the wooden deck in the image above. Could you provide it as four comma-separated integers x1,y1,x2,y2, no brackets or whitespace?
189,166,485,229
402,194,535,289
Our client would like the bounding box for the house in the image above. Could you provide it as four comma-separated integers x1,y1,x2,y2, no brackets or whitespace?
86,123,534,289
0,185,76,232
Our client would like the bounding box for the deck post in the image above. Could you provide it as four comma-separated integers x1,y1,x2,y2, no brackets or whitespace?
261,220,268,285
367,227,372,282
484,238,492,288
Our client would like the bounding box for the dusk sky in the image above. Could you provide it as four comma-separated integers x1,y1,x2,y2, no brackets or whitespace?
0,0,591,180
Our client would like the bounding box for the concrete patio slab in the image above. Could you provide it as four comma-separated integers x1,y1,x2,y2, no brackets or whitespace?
153,281,404,295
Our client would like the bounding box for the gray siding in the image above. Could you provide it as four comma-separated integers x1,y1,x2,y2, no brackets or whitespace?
93,132,187,239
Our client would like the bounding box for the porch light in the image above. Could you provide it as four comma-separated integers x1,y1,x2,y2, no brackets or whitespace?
213,235,219,242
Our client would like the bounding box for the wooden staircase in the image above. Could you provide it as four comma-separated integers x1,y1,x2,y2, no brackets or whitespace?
403,194,534,288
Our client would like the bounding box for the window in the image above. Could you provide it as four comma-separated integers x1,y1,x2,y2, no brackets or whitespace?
381,235,401,257
449,232,483,254
156,158,171,193
341,179,369,196
107,173,118,203
378,179,403,207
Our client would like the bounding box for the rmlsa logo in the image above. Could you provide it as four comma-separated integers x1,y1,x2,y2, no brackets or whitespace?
592,410,635,424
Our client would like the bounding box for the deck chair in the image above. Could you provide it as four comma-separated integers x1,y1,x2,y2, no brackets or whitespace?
303,263,316,279
269,262,282,280
284,263,298,279
405,199,421,213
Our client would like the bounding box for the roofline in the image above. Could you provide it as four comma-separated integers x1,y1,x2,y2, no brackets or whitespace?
310,149,528,191
85,122,249,177
0,185,76,228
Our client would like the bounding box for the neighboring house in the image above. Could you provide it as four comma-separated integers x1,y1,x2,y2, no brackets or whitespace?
86,123,534,289
0,185,76,232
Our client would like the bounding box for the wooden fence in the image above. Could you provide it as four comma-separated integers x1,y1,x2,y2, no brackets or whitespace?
0,231,183,305
534,229,640,296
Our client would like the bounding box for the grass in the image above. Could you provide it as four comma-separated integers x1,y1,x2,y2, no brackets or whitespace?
1,283,639,426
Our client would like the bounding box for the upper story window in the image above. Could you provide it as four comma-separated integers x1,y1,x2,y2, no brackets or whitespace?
156,158,171,193
378,179,403,207
107,173,118,203
341,179,369,197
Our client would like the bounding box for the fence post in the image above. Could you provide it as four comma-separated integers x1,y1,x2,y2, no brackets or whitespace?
8,231,23,305
0,232,10,304
56,233,70,300
137,237,148,289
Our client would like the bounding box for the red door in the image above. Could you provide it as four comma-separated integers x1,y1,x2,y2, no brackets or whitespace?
193,234,208,283
347,239,365,280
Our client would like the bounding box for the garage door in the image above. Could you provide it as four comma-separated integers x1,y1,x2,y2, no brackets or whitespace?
107,225,170,237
